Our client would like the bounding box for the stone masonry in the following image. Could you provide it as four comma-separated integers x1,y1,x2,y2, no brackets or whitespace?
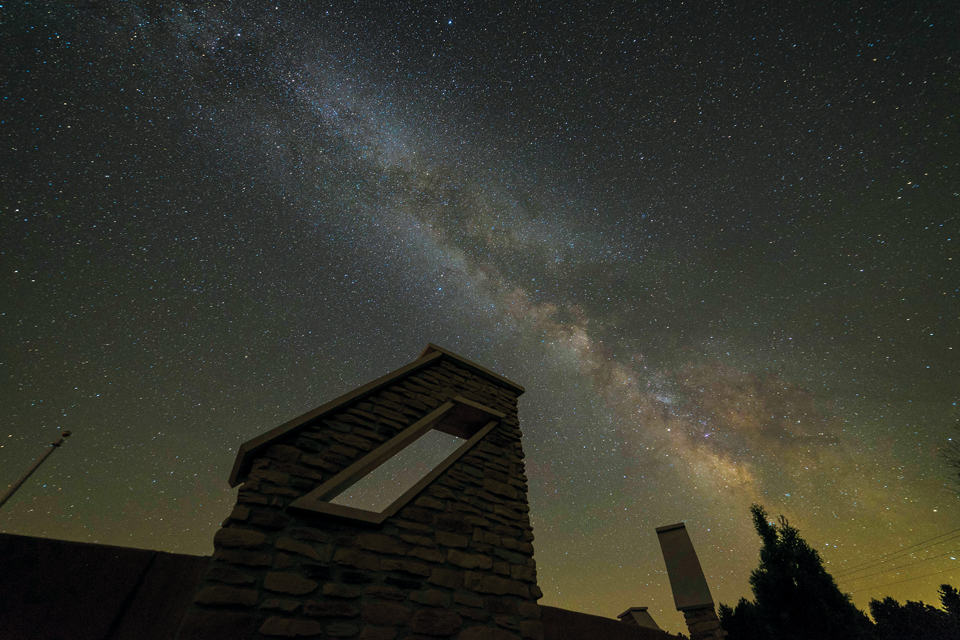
177,346,542,640
682,608,726,640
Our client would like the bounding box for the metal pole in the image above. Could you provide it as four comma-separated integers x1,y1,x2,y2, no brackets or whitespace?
0,431,72,510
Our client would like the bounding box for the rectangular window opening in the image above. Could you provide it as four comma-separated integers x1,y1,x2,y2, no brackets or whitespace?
329,428,465,513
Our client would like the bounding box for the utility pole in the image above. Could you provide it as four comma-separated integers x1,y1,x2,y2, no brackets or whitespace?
0,431,72,510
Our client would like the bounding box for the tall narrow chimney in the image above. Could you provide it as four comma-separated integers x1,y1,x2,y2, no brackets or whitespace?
655,522,726,640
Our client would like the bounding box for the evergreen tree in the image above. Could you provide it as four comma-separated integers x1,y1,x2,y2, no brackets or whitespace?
869,584,960,640
718,504,873,640
940,583,960,622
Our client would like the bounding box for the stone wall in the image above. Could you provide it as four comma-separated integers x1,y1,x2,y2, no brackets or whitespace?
177,349,542,640
682,607,726,640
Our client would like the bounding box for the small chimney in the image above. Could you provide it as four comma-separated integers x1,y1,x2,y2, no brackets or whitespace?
617,606,662,630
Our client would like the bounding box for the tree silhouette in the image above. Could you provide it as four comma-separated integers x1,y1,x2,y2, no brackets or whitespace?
718,504,873,640
870,584,960,640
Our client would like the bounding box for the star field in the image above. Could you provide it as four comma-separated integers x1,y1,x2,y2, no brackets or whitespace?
2,2,957,633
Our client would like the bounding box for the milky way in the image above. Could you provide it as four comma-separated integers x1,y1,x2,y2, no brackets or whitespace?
2,2,957,632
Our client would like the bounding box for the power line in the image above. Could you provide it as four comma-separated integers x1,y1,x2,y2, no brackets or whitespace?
840,549,960,583
849,566,960,595
832,527,960,578
835,533,960,579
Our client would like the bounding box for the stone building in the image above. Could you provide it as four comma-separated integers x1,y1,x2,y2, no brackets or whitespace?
1,344,690,640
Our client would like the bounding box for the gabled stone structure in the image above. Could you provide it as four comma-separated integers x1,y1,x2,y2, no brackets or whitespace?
177,344,542,640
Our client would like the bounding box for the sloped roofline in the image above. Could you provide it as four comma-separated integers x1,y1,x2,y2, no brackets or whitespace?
227,344,524,487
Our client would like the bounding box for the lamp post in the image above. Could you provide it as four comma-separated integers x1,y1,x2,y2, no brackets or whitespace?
0,431,72,510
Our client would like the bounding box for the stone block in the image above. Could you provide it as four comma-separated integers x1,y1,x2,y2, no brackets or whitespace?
453,502,483,515
434,514,473,534
214,527,267,549
486,598,518,614
448,549,493,570
277,463,326,481
228,505,250,522
330,432,375,450
178,612,258,640
380,558,432,577
261,484,301,497
334,548,382,571
208,566,255,585
463,573,530,598
303,600,359,617
214,549,273,567
474,530,501,546
260,598,301,613
249,469,290,485
353,426,386,441
408,547,446,563
398,507,434,524
372,405,407,424
259,617,322,637
342,570,375,584
301,563,332,581
250,509,290,530
264,572,318,595
436,531,469,548
300,455,339,472
410,609,463,636
384,576,422,590
290,527,332,543
492,548,525,565
237,491,269,505
275,537,321,560
410,589,449,607
427,485,456,500
193,586,259,607
495,616,520,631
265,444,302,463
395,519,431,532
493,506,521,521
454,592,485,608
364,584,406,601
356,533,408,555
274,553,294,569
457,607,490,622
330,443,359,458
428,568,463,589
358,627,397,640
361,601,412,626
323,583,363,598
326,623,361,637
510,565,536,582
493,562,510,576
465,515,493,528
399,534,436,547
414,496,445,511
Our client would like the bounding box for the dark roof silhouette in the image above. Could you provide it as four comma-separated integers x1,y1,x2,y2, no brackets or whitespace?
0,532,209,640
1,532,680,640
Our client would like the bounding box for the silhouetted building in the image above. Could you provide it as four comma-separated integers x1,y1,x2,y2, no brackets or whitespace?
2,345,684,640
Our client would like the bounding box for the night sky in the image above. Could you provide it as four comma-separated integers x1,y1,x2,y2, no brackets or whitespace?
2,2,957,633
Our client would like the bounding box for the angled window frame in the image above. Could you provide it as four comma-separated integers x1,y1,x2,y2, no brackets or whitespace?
289,396,505,524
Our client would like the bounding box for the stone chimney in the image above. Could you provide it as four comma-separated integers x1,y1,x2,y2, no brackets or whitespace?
177,344,542,640
617,607,662,630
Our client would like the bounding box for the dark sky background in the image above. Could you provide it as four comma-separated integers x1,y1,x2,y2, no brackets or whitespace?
2,1,957,633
